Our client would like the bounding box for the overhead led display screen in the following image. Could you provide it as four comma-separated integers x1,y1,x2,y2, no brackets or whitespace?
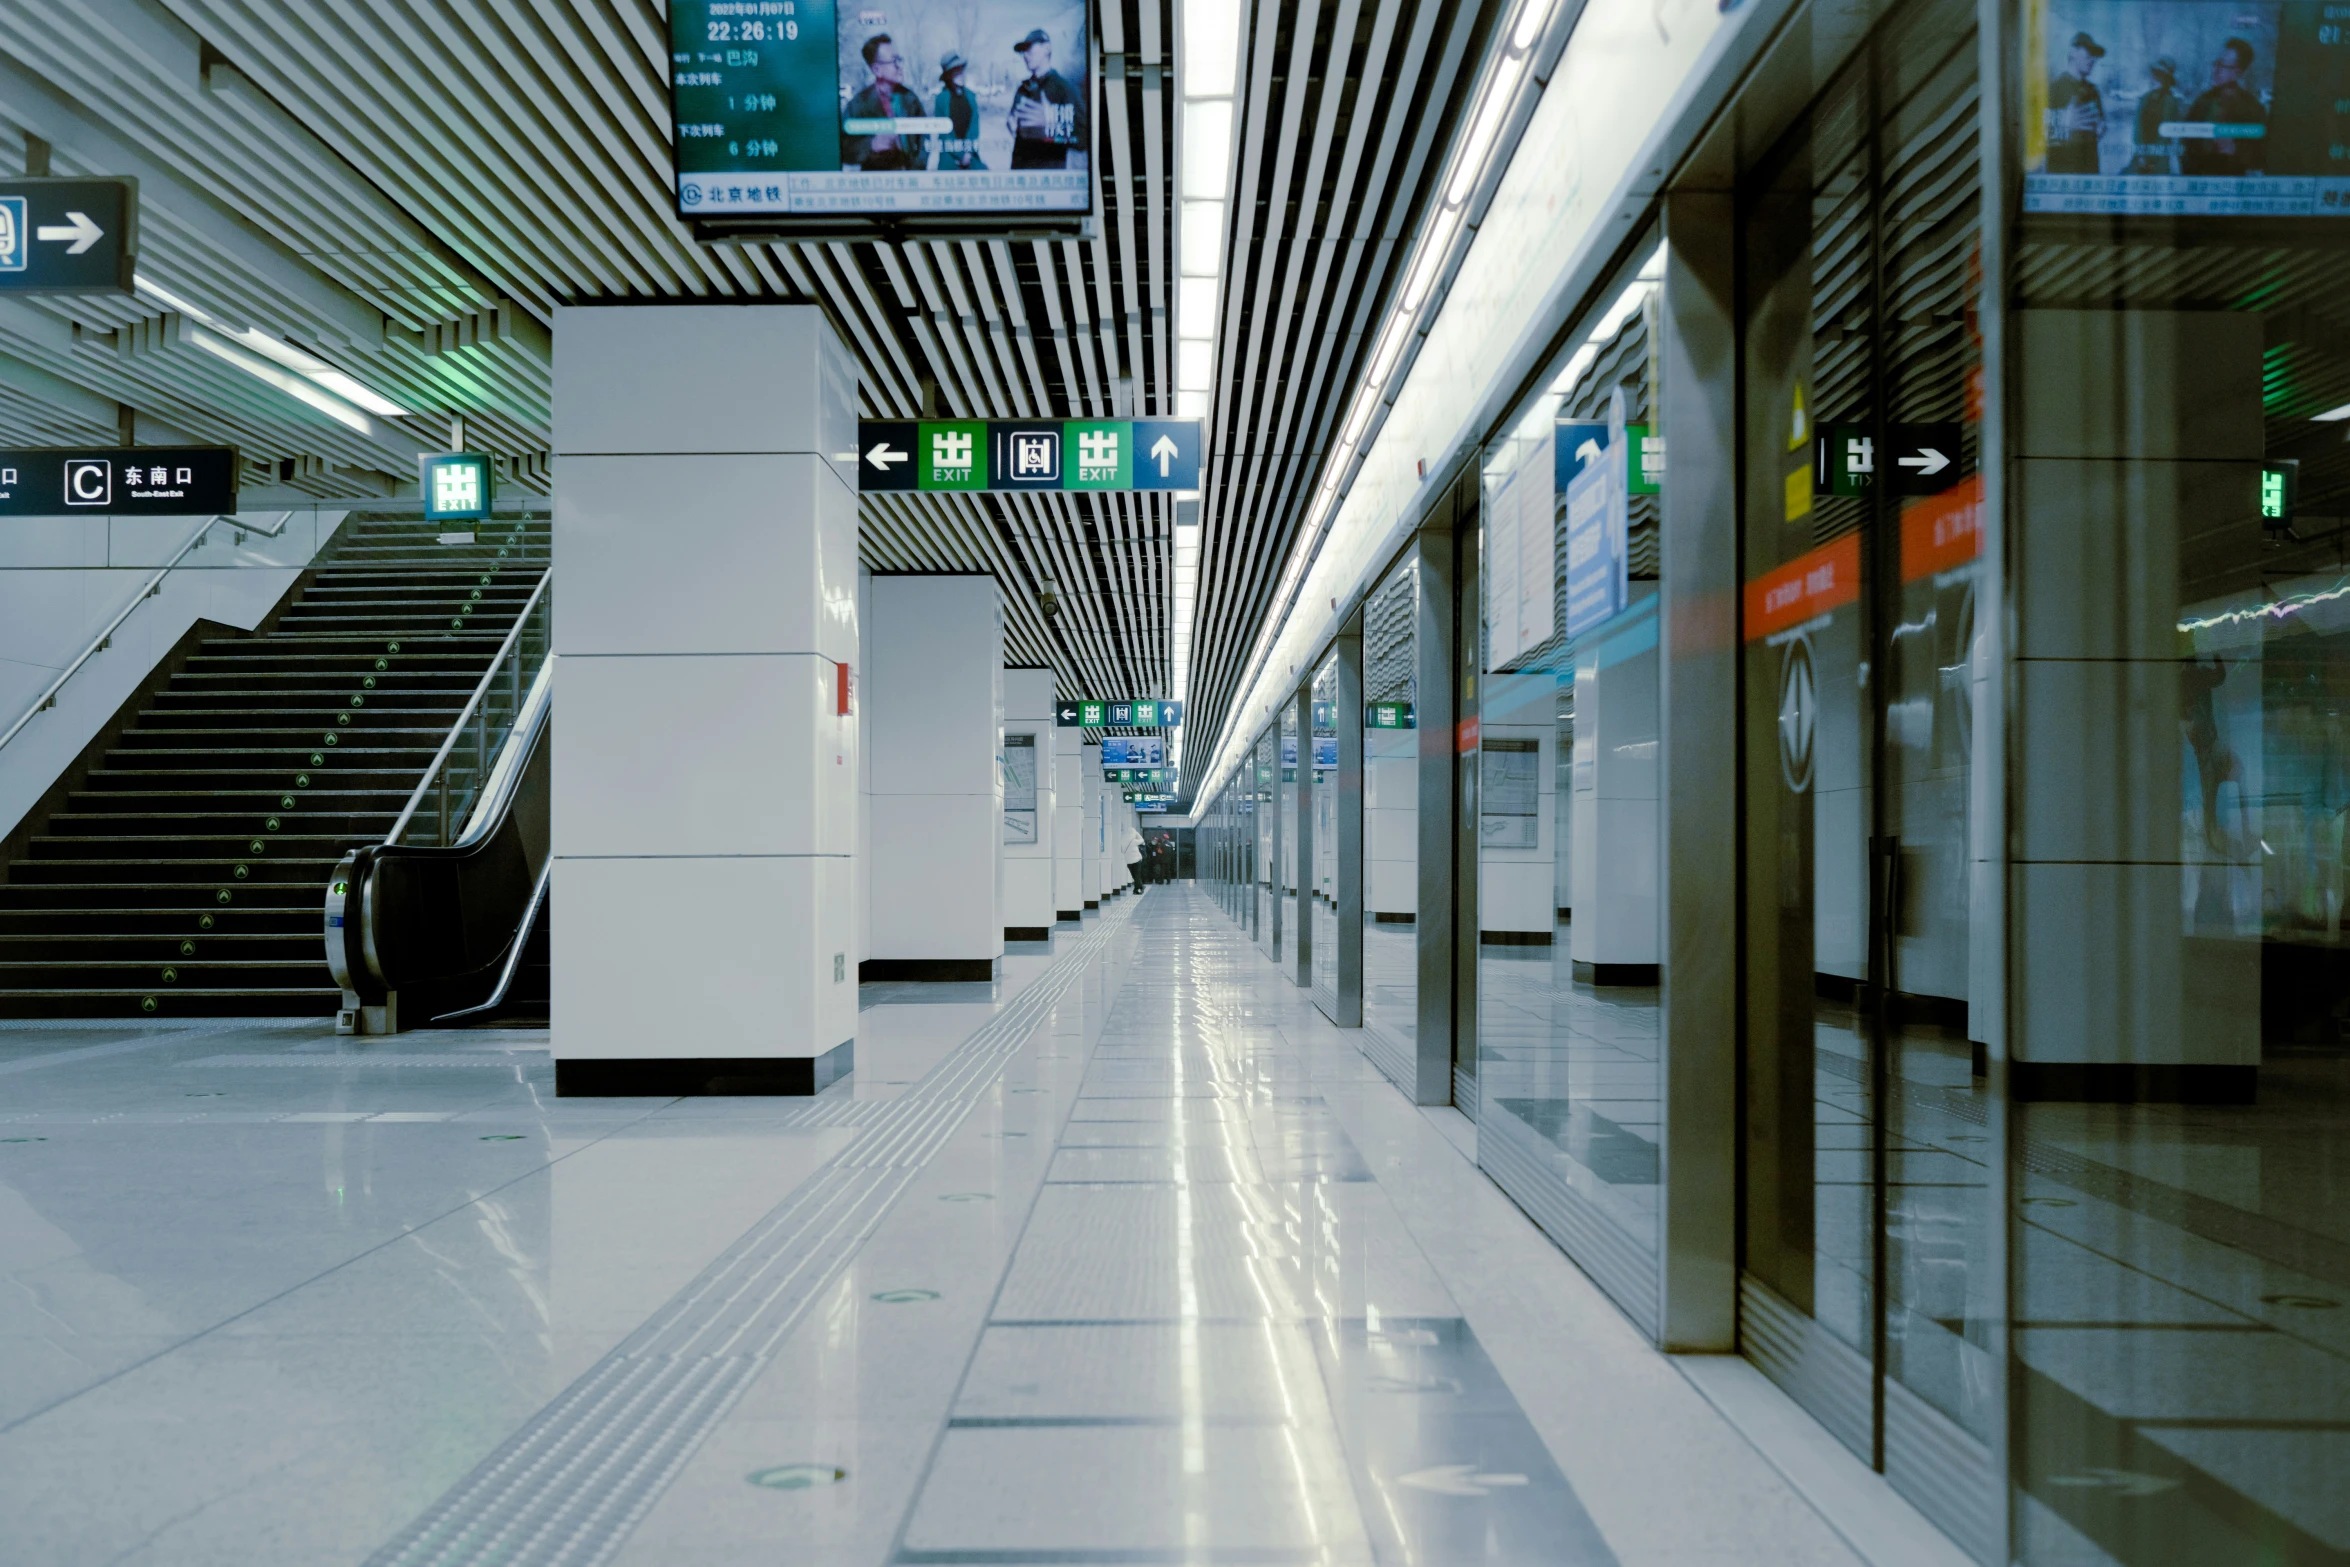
669,0,1092,229
2025,0,2350,215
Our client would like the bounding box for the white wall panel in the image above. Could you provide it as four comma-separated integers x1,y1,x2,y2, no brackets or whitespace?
555,454,856,662
555,653,852,858
553,304,857,469
553,856,854,1060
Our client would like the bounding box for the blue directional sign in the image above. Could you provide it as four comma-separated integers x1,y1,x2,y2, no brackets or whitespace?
0,179,135,295
1131,420,1202,490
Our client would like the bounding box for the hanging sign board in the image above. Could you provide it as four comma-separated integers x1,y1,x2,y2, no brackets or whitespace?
0,178,135,295
0,445,236,515
860,420,1200,492
1560,410,1627,640
1056,698,1181,727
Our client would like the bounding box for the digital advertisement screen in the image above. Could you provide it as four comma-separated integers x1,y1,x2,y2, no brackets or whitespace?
670,0,1091,223
2025,0,2350,215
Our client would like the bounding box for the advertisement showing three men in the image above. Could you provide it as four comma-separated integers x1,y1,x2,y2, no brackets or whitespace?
837,2,1089,174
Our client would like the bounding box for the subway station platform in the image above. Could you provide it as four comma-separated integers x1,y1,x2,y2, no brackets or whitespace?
0,885,1942,1566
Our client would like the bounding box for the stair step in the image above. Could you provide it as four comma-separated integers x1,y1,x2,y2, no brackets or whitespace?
0,989,340,1018
0,883,330,910
6,858,342,885
0,909,322,935
0,934,326,959
26,835,377,860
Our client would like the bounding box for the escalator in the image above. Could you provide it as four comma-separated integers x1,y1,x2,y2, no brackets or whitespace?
326,637,553,1032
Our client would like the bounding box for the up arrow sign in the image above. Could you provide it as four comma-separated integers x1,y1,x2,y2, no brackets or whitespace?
35,211,103,254
1149,434,1179,477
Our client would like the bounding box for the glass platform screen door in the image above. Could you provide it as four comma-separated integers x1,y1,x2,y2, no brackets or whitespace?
1310,657,1342,1016
1735,0,1996,1553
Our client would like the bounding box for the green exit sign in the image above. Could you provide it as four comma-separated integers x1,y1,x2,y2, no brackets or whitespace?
1367,702,1416,729
422,452,495,520
2261,460,2298,528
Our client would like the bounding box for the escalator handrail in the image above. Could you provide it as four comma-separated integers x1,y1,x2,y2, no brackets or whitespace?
429,860,551,1024
448,653,553,852
385,565,552,846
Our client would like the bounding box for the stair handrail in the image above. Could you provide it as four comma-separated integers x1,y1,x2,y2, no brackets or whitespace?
0,511,293,759
385,566,553,847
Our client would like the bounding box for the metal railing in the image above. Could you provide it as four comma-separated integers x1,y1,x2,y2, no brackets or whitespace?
386,568,553,847
0,512,292,759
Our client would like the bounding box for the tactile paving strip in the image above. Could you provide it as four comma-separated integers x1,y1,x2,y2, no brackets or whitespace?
364,895,1142,1567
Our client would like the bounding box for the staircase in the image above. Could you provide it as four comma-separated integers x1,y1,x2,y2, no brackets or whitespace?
0,514,551,1018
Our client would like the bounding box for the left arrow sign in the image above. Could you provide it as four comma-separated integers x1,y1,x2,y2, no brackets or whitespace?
855,420,918,491
35,212,103,254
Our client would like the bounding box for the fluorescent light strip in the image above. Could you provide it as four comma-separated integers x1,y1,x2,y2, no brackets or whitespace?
1446,53,1526,206
186,326,374,434
1511,0,1554,51
138,273,410,418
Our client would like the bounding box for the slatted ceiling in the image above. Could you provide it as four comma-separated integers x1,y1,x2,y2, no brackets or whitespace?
0,0,1189,705
1183,0,1486,781
0,0,1476,751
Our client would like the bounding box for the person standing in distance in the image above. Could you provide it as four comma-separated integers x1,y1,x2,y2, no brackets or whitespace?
1008,29,1082,169
2182,38,2268,176
2044,30,2106,173
934,52,985,169
842,34,927,171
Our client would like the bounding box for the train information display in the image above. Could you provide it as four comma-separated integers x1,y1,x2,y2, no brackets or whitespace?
2026,0,2350,215
669,0,1091,226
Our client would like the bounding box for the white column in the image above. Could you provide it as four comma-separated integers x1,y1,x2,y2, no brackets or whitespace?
1053,726,1084,920
1568,631,1661,984
866,575,1005,979
1080,743,1101,907
1365,728,1417,918
1002,668,1057,939
857,565,872,974
2013,310,2263,1099
551,304,859,1094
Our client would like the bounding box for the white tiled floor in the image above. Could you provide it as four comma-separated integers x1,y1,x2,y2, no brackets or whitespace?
0,886,1871,1565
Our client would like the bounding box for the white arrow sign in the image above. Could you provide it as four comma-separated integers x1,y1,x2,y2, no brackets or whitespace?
35,211,104,254
865,441,907,470
1399,1465,1530,1497
1896,447,1950,477
1575,438,1604,470
1149,434,1179,477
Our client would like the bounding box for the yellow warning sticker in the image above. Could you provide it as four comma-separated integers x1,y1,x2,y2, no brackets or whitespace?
1784,465,1813,523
